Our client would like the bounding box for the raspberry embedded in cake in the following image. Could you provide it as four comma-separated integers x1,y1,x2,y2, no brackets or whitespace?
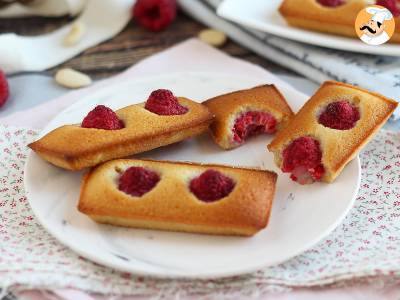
145,89,188,115
232,111,277,144
318,100,360,130
189,169,236,202
376,0,400,17
316,0,345,7
118,166,160,197
282,136,325,184
81,105,124,130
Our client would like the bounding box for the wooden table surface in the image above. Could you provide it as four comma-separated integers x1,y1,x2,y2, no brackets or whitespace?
0,10,294,78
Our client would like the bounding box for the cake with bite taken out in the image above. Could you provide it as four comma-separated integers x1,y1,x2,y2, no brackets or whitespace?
203,85,294,150
268,81,398,184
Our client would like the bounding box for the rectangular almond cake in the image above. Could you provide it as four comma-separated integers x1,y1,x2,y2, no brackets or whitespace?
78,159,278,236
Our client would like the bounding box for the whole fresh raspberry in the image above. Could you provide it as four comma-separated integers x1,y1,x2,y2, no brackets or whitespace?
81,105,124,130
232,111,277,144
376,0,400,17
282,136,325,184
0,69,9,108
189,169,235,202
145,89,188,115
118,167,160,197
318,100,360,130
133,0,177,32
317,0,345,7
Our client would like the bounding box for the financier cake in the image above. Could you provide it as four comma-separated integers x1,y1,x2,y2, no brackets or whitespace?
279,0,400,43
29,89,213,170
78,159,278,236
203,85,294,150
268,81,398,184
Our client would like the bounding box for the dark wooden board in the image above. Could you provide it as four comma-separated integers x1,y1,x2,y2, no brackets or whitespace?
0,11,294,78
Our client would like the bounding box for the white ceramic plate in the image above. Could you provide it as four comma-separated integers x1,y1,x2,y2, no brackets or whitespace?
25,72,360,279
217,0,400,56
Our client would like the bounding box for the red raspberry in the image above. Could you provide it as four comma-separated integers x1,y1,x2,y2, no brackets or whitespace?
317,0,345,7
318,100,360,130
133,0,177,32
189,169,235,202
376,0,400,17
282,137,325,184
232,111,277,144
145,89,188,115
118,167,160,197
0,69,10,108
81,105,124,130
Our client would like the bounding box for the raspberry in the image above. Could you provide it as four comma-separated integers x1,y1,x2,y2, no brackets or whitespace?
317,0,345,7
232,111,277,144
133,0,177,32
189,169,235,202
81,105,124,130
376,0,400,17
0,69,9,108
282,137,325,184
145,89,188,115
118,167,160,197
318,100,360,130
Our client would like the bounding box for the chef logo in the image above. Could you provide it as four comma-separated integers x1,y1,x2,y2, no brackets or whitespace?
355,5,395,45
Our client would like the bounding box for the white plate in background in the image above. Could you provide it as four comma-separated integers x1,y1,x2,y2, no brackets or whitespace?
218,0,400,56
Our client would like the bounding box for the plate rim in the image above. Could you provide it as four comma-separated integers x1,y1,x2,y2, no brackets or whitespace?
217,0,400,56
24,71,361,279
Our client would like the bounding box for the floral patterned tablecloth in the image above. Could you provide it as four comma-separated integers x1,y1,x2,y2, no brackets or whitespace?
1,124,400,298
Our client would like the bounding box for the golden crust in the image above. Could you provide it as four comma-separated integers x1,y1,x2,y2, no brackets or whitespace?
203,85,294,150
279,0,400,43
268,81,398,183
28,98,213,170
78,159,278,236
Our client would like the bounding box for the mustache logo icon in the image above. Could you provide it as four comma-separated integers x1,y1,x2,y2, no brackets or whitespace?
360,25,376,34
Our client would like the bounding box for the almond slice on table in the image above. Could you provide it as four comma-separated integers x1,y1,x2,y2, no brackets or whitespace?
198,29,227,47
54,68,92,89
63,21,86,46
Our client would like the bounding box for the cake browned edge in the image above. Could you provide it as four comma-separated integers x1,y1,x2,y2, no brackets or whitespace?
267,80,398,183
279,0,400,43
28,99,214,170
78,159,278,236
203,84,294,150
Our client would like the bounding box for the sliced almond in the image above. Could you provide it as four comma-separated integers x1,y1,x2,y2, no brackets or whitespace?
55,68,92,89
63,21,86,46
198,29,227,47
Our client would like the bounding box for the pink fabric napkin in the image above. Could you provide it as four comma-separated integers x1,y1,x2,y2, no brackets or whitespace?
3,38,400,300
0,38,293,129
